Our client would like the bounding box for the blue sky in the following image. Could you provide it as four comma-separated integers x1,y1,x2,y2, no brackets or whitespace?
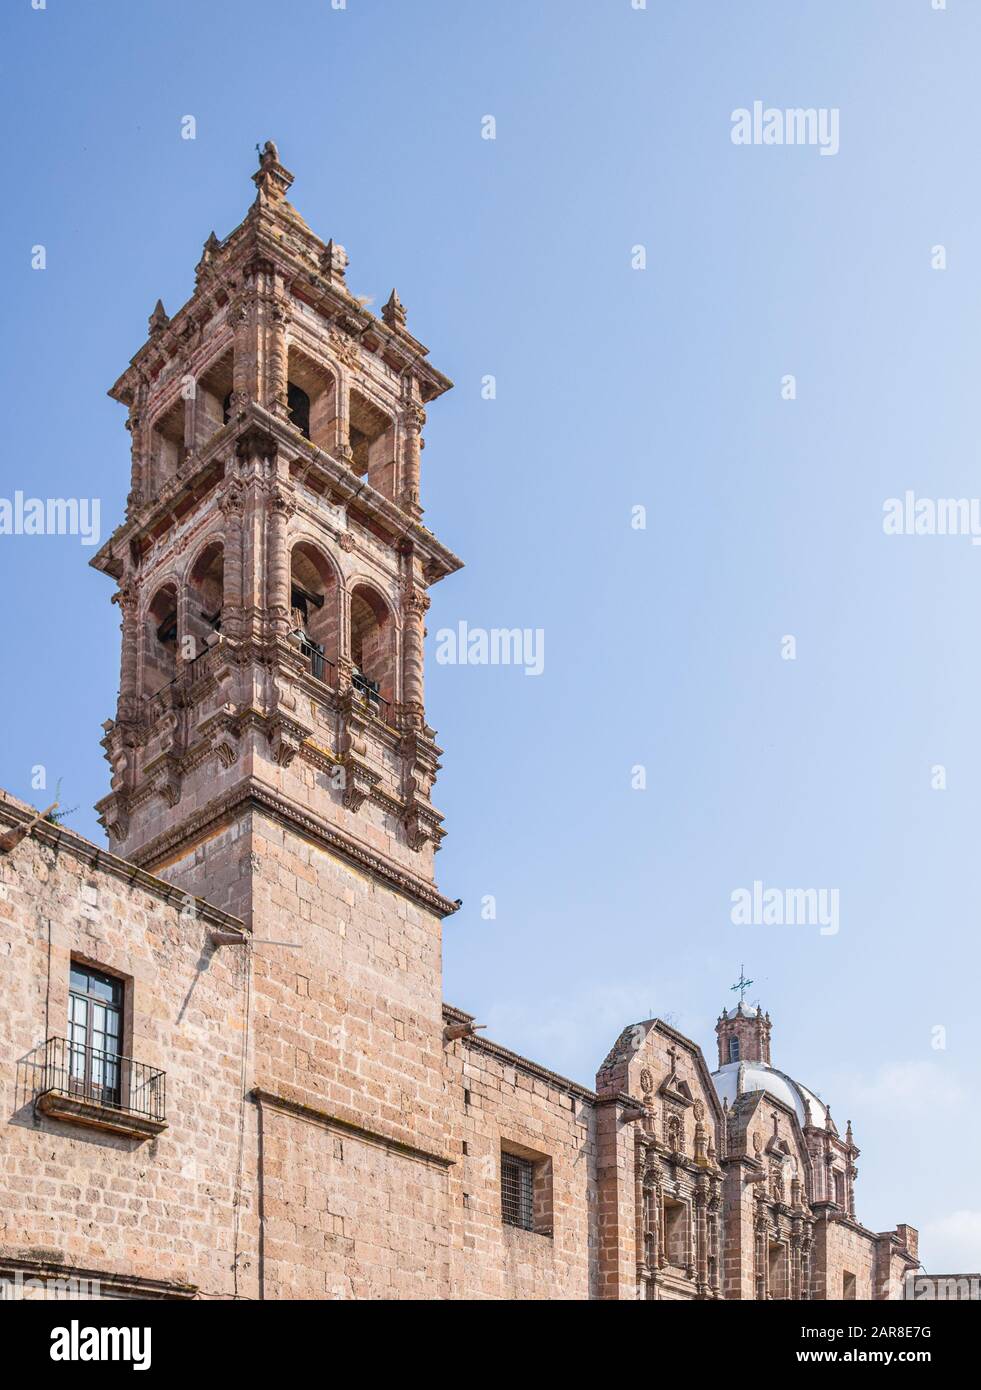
1,0,977,1273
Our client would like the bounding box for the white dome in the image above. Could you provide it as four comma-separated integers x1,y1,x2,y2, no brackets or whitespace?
724,1002,760,1020
712,1060,827,1130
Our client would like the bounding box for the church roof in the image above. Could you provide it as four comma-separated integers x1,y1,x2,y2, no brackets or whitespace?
711,1060,828,1130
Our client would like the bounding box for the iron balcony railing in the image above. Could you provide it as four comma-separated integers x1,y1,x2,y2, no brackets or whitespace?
40,1036,167,1125
297,638,336,686
352,670,391,723
288,633,394,723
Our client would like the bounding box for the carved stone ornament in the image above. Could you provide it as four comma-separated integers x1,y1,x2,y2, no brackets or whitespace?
151,758,182,808
327,325,361,371
341,755,380,814
404,799,444,853
267,716,306,768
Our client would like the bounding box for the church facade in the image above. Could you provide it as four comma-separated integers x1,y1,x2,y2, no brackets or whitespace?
0,147,917,1301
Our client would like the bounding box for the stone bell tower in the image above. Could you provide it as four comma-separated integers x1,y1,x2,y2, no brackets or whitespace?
92,142,462,927
716,1002,772,1067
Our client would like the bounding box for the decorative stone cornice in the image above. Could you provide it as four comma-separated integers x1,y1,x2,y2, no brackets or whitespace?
129,778,461,918
90,401,462,587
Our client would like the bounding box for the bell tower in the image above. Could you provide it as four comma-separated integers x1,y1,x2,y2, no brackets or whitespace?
716,1003,772,1067
92,142,462,926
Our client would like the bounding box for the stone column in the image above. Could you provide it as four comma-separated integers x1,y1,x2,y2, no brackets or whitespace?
265,287,290,418
709,1195,722,1296
335,375,353,465
399,402,425,516
402,589,429,724
266,486,294,636
115,581,140,721
220,484,246,636
126,405,146,511
695,1183,708,1288
231,278,259,406
657,1185,666,1268
634,1145,647,1293
176,583,192,668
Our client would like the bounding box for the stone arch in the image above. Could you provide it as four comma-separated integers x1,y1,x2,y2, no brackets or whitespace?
194,344,235,449
349,387,396,498
149,395,187,492
349,581,397,711
143,580,179,697
290,540,340,681
286,344,338,451
186,539,224,661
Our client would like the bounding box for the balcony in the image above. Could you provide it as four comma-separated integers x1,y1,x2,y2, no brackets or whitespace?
35,1037,167,1140
352,668,391,724
295,635,336,687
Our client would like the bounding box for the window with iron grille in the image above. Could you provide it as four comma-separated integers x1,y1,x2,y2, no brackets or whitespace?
501,1151,535,1231
68,964,123,1108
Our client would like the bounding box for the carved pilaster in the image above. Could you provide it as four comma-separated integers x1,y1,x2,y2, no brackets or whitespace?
399,400,425,518
402,588,429,725
220,483,246,635
266,485,295,636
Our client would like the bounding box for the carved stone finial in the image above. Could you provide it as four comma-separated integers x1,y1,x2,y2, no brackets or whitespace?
252,140,293,203
195,232,220,285
382,288,407,330
321,239,349,285
148,299,169,336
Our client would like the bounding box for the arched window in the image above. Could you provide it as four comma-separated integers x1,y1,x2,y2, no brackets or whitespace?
289,543,338,684
187,542,224,661
286,348,337,450
144,583,178,697
349,584,395,716
349,390,396,498
150,399,187,492
728,1036,740,1062
195,348,234,449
